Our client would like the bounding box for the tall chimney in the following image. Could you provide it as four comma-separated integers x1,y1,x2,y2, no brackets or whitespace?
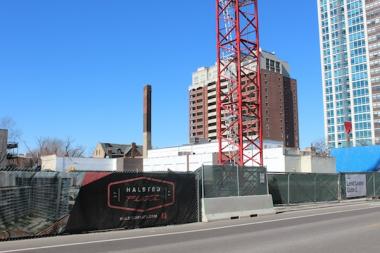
143,85,152,158
0,129,8,168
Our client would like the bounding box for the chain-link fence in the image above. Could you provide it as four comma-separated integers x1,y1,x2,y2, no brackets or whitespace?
269,172,380,205
0,171,81,240
339,172,380,200
198,165,268,199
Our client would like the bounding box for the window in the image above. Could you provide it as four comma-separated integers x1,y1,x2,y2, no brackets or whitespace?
276,62,280,73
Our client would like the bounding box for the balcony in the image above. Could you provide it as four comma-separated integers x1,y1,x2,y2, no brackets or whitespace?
6,153,17,160
7,143,18,149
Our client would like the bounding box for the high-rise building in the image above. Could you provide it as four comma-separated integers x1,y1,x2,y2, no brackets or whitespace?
189,51,299,148
318,0,380,148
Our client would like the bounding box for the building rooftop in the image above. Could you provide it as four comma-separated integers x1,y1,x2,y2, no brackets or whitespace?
99,143,143,158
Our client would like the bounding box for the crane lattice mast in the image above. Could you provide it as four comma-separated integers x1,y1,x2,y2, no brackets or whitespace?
216,0,263,166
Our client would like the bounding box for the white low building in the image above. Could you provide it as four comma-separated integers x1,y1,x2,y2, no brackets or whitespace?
41,155,119,172
41,155,143,172
41,142,336,174
144,142,336,173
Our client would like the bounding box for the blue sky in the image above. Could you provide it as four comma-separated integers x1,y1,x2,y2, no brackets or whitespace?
0,0,323,154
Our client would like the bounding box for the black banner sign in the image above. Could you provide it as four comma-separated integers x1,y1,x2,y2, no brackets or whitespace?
0,171,198,240
65,172,197,233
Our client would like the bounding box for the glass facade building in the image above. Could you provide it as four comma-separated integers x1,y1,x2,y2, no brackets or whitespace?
318,0,380,148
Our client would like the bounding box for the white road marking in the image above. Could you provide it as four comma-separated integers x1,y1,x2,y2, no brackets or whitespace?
275,201,374,214
1,205,379,253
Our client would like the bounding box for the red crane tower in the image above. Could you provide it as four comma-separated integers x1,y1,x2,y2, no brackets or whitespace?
216,0,263,166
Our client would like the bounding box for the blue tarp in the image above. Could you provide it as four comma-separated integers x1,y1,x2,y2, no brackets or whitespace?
331,145,380,172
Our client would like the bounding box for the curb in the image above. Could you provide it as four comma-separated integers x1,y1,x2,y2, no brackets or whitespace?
274,198,378,213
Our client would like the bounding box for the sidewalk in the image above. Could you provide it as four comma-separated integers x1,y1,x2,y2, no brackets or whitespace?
274,198,380,213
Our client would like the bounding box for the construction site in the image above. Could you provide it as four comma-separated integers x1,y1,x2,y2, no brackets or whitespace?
0,0,337,174
2,1,380,252
0,0,376,240
0,1,294,239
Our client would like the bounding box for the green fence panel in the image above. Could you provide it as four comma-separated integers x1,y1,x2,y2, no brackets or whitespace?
289,174,316,204
340,173,375,200
339,174,346,200
367,173,375,198
269,172,379,206
376,173,380,197
201,165,238,198
315,174,339,202
238,167,268,196
200,165,267,198
268,174,289,205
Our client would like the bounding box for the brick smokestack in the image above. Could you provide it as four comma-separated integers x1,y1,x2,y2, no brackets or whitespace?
143,85,152,158
0,129,8,168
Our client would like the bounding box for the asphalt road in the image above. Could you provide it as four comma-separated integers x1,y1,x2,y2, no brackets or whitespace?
1,201,380,253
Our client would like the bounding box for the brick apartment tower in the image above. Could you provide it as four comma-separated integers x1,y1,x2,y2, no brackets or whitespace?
189,51,299,148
